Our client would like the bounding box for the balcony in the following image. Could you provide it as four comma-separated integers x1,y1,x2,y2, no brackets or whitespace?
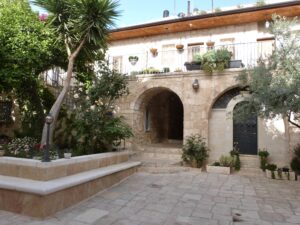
107,40,274,76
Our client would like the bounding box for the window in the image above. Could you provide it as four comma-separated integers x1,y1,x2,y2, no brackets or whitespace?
220,38,235,59
257,37,275,60
187,42,204,61
145,108,151,132
0,101,12,123
161,44,175,68
112,56,123,73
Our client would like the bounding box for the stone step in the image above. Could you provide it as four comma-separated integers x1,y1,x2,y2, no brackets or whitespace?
139,152,182,160
142,147,182,154
240,155,260,168
235,167,266,177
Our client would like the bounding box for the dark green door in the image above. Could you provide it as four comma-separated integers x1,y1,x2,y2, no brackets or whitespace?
233,102,257,155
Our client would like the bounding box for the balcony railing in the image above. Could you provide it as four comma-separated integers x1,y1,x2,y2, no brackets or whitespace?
107,41,274,75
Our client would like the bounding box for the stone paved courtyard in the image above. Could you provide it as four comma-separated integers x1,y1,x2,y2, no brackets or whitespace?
0,171,300,225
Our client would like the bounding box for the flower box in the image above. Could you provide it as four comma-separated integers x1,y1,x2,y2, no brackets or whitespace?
229,60,243,68
206,165,231,175
184,62,201,71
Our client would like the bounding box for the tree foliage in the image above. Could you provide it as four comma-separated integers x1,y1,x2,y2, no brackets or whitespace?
33,0,119,144
55,65,132,155
237,15,300,128
0,0,58,138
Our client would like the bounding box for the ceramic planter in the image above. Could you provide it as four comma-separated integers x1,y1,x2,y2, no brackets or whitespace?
184,62,201,71
176,44,184,52
207,165,231,175
64,153,72,159
129,59,138,65
229,60,243,68
206,41,215,47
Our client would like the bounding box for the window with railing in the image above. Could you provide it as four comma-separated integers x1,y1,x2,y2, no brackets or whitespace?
161,44,175,68
187,42,204,61
113,56,123,73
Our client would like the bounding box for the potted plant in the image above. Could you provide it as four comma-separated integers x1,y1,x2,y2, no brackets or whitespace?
184,53,201,71
182,134,209,169
258,149,269,171
290,144,300,181
206,41,215,47
128,56,139,65
200,48,231,74
150,48,158,56
176,44,184,51
207,155,233,175
64,149,72,159
163,67,170,73
266,164,277,179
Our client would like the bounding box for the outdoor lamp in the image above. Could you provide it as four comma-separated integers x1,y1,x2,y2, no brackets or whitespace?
42,114,54,162
192,79,200,90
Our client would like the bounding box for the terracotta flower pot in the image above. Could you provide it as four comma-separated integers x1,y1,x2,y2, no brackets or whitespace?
150,48,158,56
176,44,184,50
206,41,215,47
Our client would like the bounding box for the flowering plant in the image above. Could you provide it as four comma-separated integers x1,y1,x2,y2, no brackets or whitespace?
4,137,38,158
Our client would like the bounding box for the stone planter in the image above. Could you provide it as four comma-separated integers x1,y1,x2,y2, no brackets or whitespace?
207,165,231,175
229,60,243,68
184,62,201,71
64,153,72,159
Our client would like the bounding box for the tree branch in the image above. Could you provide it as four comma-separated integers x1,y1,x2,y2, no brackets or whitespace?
288,112,300,128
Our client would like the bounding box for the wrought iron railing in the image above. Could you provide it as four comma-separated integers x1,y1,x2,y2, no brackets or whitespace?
107,40,274,76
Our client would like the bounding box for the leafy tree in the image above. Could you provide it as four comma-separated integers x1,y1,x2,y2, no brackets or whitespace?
0,0,58,138
55,64,132,154
33,0,119,145
237,15,300,128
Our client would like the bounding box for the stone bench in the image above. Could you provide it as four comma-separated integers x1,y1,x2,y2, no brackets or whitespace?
0,160,140,218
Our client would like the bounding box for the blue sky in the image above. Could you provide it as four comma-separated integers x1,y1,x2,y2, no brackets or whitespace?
31,0,256,28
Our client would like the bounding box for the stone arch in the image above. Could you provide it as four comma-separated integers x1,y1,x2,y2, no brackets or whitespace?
131,86,184,145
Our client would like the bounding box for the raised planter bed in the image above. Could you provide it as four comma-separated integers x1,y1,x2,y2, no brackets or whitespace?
207,165,231,175
0,152,141,217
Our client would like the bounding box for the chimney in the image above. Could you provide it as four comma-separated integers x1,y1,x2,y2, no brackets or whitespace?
163,10,170,18
187,1,191,16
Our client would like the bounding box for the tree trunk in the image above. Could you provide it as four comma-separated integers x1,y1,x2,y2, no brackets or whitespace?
40,57,75,146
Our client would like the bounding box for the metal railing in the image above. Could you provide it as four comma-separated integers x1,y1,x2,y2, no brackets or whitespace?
107,41,274,76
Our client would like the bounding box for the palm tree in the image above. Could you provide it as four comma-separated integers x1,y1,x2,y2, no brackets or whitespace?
33,0,119,145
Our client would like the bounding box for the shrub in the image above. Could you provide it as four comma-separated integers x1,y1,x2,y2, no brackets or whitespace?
256,0,265,7
266,163,277,179
212,161,221,166
200,48,231,74
219,155,233,167
258,149,269,171
4,137,38,158
291,145,300,175
182,134,209,168
230,143,241,170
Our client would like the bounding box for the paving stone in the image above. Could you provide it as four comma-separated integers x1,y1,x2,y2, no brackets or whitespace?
74,208,109,224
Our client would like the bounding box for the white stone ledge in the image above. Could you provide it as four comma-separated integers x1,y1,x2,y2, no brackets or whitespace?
0,151,132,168
0,161,141,195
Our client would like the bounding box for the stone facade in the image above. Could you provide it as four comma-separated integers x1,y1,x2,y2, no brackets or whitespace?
116,69,297,167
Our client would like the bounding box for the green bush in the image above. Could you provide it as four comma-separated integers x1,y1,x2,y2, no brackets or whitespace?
291,144,300,175
258,149,269,171
219,155,233,167
230,144,241,170
200,48,231,74
182,134,209,168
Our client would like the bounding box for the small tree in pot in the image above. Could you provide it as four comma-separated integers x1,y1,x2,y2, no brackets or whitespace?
182,134,209,168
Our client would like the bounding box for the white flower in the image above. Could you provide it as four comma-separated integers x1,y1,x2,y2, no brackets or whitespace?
79,87,83,92
74,94,79,99
90,105,95,110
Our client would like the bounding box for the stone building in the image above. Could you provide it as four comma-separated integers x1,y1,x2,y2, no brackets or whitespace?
107,1,300,167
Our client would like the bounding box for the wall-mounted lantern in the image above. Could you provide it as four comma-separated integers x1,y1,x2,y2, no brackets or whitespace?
192,79,199,90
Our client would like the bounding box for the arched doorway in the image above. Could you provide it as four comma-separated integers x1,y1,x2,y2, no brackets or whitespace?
134,88,184,145
233,102,258,155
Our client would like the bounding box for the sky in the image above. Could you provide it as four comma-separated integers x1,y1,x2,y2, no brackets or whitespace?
31,0,260,28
